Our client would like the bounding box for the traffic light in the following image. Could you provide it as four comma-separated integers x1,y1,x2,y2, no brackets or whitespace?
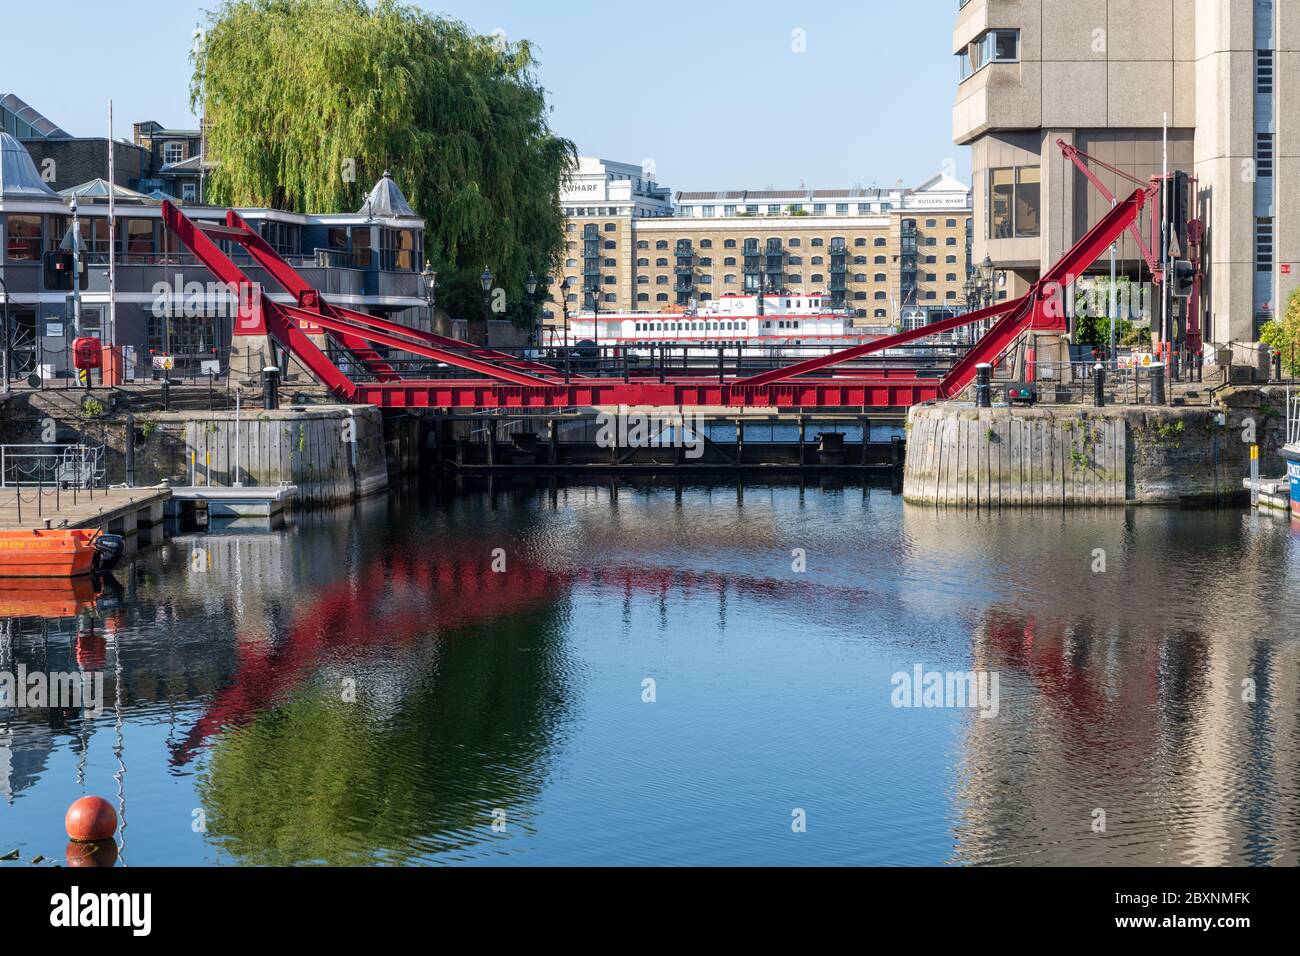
1171,259,1196,298
1171,171,1191,254
43,251,73,290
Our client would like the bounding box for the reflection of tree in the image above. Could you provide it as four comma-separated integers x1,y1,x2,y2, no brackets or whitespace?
197,606,570,866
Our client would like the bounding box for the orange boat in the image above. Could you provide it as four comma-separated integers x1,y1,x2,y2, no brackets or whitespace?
0,529,102,578
0,576,100,616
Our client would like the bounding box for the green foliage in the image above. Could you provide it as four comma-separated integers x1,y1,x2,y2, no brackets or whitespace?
193,0,576,321
1259,291,1300,376
140,418,158,440
1073,277,1147,347
81,397,105,419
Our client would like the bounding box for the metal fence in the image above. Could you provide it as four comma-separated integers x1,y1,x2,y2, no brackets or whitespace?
0,444,105,489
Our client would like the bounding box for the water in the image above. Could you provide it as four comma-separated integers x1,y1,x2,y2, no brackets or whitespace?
2,480,1299,866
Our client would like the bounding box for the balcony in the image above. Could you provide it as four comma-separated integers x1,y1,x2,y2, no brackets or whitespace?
675,264,695,275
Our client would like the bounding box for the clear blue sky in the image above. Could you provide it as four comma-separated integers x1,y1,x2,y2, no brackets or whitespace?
2,0,968,190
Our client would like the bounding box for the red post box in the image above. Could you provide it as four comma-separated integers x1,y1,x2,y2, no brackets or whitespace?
72,337,102,370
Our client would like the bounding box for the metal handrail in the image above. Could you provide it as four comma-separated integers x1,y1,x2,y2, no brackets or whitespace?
0,444,105,489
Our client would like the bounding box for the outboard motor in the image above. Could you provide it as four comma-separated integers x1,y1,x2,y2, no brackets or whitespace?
92,534,126,573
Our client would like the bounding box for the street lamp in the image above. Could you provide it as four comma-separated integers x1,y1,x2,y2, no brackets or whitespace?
524,271,538,345
422,261,437,303
479,267,493,341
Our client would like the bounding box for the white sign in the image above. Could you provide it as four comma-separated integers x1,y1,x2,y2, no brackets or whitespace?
1118,352,1155,369
200,359,221,375
45,322,64,338
152,355,175,371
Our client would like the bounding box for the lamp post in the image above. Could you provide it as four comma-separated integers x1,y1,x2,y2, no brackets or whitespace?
70,195,83,341
480,266,492,343
560,276,572,351
421,259,437,325
525,270,538,347
0,271,9,393
978,255,996,336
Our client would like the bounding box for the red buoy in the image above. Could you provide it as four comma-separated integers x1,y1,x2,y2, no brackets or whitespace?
65,797,117,843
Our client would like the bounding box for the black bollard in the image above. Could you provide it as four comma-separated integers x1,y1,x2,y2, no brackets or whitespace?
160,377,170,412
1150,361,1166,406
1093,363,1106,408
975,362,992,408
262,365,281,410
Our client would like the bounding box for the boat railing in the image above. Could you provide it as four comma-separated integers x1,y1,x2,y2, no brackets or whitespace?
0,444,105,490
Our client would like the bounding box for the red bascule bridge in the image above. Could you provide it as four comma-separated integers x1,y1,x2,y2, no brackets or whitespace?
160,141,1201,412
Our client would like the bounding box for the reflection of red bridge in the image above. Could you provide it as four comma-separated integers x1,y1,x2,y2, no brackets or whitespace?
170,554,842,765
979,609,1160,745
161,139,1169,410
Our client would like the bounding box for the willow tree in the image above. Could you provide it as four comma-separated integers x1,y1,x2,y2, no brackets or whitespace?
192,0,575,320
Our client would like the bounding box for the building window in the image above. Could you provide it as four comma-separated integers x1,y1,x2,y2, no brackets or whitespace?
701,206,715,217
4,214,42,260
875,255,887,264
988,165,1040,239
725,239,737,248
1256,217,1274,273
1257,50,1274,94
163,141,185,165
874,238,886,247
789,238,801,247
1257,132,1274,178
656,240,668,249
836,204,849,215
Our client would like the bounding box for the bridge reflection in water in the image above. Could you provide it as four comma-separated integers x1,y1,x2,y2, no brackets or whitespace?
1,480,1298,865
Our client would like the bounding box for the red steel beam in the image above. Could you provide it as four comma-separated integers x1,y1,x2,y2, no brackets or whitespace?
279,305,557,388
216,212,573,381
352,377,942,410
733,295,1024,388
160,201,360,401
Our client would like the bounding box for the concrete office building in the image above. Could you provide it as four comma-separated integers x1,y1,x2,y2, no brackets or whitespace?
552,156,973,326
953,0,1298,342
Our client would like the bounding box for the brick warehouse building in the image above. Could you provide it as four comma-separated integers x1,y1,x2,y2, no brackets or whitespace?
548,157,974,330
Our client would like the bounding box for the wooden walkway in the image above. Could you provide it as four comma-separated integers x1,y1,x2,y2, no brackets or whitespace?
0,486,171,533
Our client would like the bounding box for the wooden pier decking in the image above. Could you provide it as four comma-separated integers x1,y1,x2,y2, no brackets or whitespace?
0,486,172,543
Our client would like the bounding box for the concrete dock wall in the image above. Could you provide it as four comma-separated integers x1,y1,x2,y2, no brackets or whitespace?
904,397,1291,507
141,406,390,505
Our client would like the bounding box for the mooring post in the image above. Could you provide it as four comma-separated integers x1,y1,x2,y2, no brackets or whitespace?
975,362,992,408
798,417,805,466
1093,363,1106,408
1150,362,1167,406
548,417,557,465
735,418,744,467
262,366,280,410
717,346,724,384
